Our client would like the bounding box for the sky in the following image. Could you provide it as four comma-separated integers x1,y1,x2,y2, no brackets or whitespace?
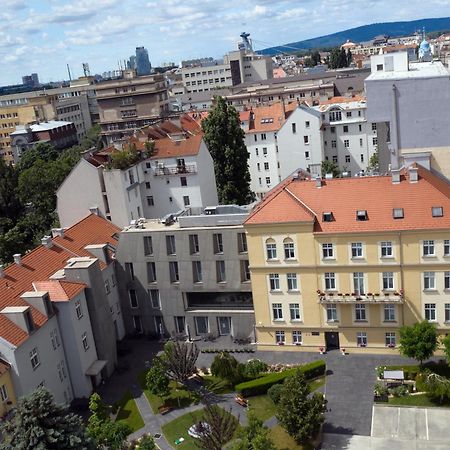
1,0,450,85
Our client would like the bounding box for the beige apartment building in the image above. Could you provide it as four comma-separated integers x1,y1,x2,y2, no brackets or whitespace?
245,165,450,354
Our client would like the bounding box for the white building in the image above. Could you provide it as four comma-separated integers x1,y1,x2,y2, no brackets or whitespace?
181,62,232,94
57,116,219,228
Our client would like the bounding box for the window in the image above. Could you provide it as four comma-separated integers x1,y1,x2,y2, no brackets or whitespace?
323,212,334,222
189,234,200,254
382,272,394,290
445,304,450,322
263,148,268,156
82,332,89,350
393,208,404,219
445,272,450,290
330,126,336,133
147,262,157,283
284,239,295,259
129,289,138,308
216,260,226,282
0,384,8,402
275,331,285,344
344,140,349,148
355,304,366,321
255,148,259,156
372,137,378,146
332,155,338,163
272,303,283,320
75,300,83,319
149,290,160,308
360,138,363,147
241,260,251,282
147,196,154,206
444,240,450,256
145,181,151,189
351,242,363,258
257,163,261,171
290,303,301,321
193,261,203,283
180,177,187,186
143,236,153,256
356,210,368,221
266,240,277,260
303,136,309,144
324,272,336,290
345,155,350,163
326,304,337,321
195,316,209,334
238,233,247,253
424,272,435,290
264,162,269,171
372,123,377,131
183,196,190,206
360,154,364,163
169,262,179,283
343,125,348,133
213,233,223,254
304,152,309,160
385,332,396,347
305,121,310,128
381,241,393,258
322,243,334,259
292,123,296,133
125,262,135,280
346,112,352,118
266,177,271,185
292,331,302,344
287,273,298,291
353,272,365,295
425,303,436,321
50,329,60,350
166,235,176,255
254,134,258,142
261,133,266,140
269,273,280,291
357,331,367,346
384,304,396,321
423,240,435,256
377,64,383,71
432,206,443,217
331,140,337,148
329,109,342,121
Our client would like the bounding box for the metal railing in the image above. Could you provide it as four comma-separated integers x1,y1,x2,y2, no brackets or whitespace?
154,164,197,176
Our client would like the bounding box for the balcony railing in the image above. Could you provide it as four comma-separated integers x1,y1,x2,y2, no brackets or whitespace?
154,164,197,176
318,291,404,304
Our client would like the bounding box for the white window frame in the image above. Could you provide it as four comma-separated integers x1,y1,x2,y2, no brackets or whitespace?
355,304,367,321
384,304,396,322
444,239,450,256
324,272,336,291
353,272,365,295
380,241,393,258
423,240,435,256
287,273,298,291
445,303,450,322
30,348,40,370
423,272,436,290
357,331,367,347
382,272,394,291
272,303,283,321
326,303,337,322
322,243,334,259
351,242,363,258
292,330,302,344
129,289,138,308
75,300,83,319
385,332,396,347
275,330,285,344
82,332,89,351
284,240,295,259
149,289,161,309
193,261,203,283
289,303,301,321
269,273,280,291
425,303,436,321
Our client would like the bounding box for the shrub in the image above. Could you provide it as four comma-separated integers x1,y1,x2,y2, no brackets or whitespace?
267,383,284,404
389,385,409,397
211,351,243,384
235,360,325,397
373,382,388,397
244,359,268,378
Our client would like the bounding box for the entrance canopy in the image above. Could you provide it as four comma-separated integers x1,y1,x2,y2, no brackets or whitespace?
85,360,107,376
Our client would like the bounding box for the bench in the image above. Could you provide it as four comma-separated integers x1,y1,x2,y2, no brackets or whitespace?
158,405,173,415
235,396,248,407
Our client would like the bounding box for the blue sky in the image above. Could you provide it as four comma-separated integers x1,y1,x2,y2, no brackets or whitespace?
1,0,449,85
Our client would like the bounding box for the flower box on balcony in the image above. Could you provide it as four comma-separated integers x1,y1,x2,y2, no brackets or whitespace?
345,293,350,297
359,344,367,348
328,293,334,297
338,293,343,296
394,292,400,296
277,342,285,346
374,293,380,297
295,342,302,346
367,292,373,296
387,344,395,348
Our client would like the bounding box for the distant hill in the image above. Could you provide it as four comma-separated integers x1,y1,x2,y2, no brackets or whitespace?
260,16,450,55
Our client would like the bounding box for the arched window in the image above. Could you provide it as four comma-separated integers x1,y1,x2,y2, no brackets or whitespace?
283,238,295,259
329,107,342,122
265,238,277,260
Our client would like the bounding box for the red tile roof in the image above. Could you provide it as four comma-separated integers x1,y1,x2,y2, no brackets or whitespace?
150,133,203,159
319,95,366,105
246,166,450,233
247,102,297,133
0,214,120,347
33,281,86,302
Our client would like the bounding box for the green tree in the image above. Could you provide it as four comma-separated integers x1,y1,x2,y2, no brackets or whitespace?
210,351,243,384
441,334,450,363
0,159,23,233
232,412,276,450
399,320,438,365
137,434,158,449
0,387,93,450
321,160,341,178
146,357,170,401
202,96,255,205
276,370,327,445
163,341,199,384
19,142,59,170
367,151,379,173
195,404,238,450
423,371,450,403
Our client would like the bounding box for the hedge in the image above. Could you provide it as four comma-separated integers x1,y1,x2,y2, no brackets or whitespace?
235,360,326,397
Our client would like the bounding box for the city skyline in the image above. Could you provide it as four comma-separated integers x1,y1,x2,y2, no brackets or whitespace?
0,0,449,85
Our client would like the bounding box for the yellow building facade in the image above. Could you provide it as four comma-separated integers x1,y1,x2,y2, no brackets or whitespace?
245,167,450,354
0,360,17,418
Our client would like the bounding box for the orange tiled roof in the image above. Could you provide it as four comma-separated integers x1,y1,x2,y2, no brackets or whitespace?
247,102,298,133
0,214,120,347
319,95,366,105
245,166,450,233
33,281,86,302
150,133,203,159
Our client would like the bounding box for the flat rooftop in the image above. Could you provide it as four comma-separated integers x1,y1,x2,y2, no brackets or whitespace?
366,60,450,81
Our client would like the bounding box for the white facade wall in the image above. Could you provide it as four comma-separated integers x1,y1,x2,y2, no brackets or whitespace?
56,292,98,399
102,263,126,340
181,63,232,93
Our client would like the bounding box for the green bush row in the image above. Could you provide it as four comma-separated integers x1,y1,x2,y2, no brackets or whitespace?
235,360,326,397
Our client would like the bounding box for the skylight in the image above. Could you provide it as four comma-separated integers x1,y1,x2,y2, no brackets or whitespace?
393,208,404,219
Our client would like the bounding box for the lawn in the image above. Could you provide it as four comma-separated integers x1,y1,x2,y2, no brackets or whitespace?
162,408,239,450
388,393,450,407
138,371,195,413
269,425,314,450
115,390,145,432
203,375,234,394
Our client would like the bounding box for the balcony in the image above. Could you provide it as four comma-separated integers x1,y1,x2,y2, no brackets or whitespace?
318,290,404,304
154,164,197,176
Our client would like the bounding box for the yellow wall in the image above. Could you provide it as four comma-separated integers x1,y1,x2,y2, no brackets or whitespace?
246,222,450,354
0,367,17,417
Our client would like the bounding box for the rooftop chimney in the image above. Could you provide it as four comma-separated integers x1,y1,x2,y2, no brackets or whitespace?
13,254,22,266
41,235,53,249
391,169,401,184
51,228,65,238
315,175,322,188
408,166,418,183
89,206,99,216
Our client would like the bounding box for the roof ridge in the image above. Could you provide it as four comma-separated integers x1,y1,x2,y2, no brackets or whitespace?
284,186,317,218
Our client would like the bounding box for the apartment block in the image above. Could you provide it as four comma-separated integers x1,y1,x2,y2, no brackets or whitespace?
181,62,233,94
57,115,218,228
245,164,450,354
0,214,125,404
115,206,254,340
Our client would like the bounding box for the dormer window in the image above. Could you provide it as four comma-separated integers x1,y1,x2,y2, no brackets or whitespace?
393,208,404,219
323,212,334,222
432,207,443,217
356,210,368,221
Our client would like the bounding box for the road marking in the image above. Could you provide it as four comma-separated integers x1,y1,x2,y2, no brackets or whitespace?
425,408,429,441
370,405,375,437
